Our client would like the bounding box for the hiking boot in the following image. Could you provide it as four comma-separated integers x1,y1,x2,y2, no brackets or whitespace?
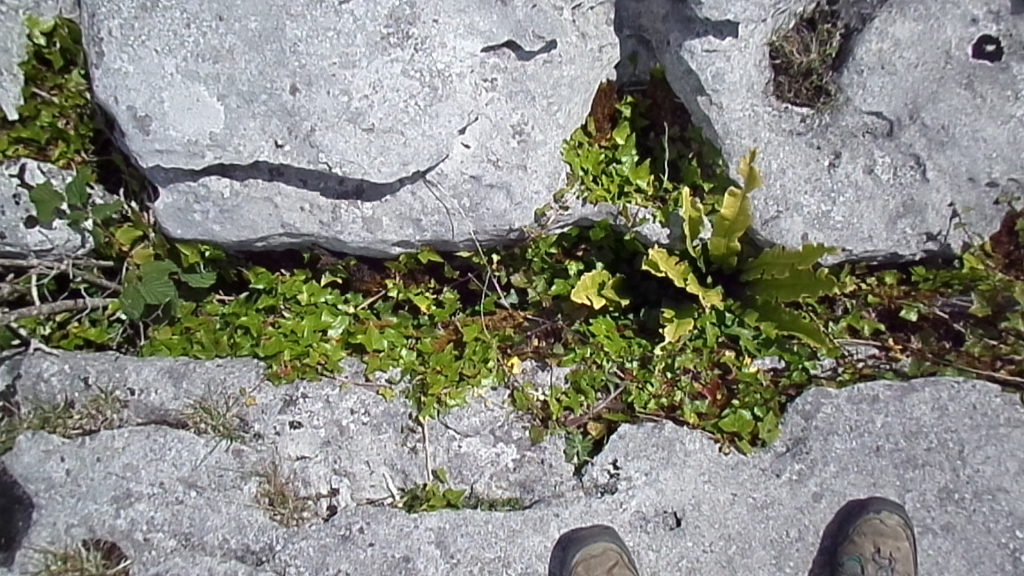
548,524,640,576
832,497,918,576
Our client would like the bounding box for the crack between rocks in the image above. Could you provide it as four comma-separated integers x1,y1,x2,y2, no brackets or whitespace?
480,39,558,61
147,156,450,202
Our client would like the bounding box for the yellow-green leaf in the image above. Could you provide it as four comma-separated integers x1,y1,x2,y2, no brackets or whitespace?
600,275,631,307
114,225,146,248
643,247,724,308
737,149,763,194
571,269,611,310
679,186,708,260
708,185,753,270
746,267,838,302
708,150,761,270
740,244,835,281
642,246,691,287
655,307,697,351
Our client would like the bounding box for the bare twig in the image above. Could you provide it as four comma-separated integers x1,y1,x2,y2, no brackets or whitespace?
564,384,627,428
356,290,387,311
0,281,26,301
0,257,116,269
30,273,41,306
71,270,122,293
924,356,1024,390
835,338,885,349
382,470,400,503
0,297,117,325
29,87,58,103
422,177,514,311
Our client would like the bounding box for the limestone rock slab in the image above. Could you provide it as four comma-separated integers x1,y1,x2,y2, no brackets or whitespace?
2,349,1021,575
78,0,619,257
619,0,1023,261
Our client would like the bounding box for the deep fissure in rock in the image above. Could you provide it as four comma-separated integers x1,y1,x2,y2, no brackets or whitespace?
146,155,448,203
0,465,33,568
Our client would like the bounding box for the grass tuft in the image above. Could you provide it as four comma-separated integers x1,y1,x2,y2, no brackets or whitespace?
1,388,125,454
29,539,131,576
182,397,246,443
256,461,314,528
768,3,846,109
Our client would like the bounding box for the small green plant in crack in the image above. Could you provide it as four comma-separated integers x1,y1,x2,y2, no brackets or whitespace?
183,396,247,443
256,461,315,528
398,468,467,513
2,388,125,452
559,69,731,218
542,150,841,454
29,538,131,576
0,15,95,167
398,468,523,513
768,2,846,109
823,207,1024,387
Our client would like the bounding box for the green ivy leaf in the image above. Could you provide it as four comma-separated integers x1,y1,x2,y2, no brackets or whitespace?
64,170,90,207
718,409,755,435
28,180,64,225
628,159,651,188
416,249,444,264
611,120,630,146
353,325,386,352
90,200,123,223
25,15,55,46
898,305,920,322
180,270,218,289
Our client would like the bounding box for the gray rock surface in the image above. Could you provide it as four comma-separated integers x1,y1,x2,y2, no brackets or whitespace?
0,159,94,258
1,350,1022,575
78,0,619,257
620,0,1023,261
0,0,78,121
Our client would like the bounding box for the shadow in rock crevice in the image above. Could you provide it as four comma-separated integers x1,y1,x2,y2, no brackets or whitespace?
0,464,33,568
147,155,448,203
612,0,740,144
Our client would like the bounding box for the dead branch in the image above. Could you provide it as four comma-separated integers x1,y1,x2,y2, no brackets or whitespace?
0,257,117,269
0,297,118,325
